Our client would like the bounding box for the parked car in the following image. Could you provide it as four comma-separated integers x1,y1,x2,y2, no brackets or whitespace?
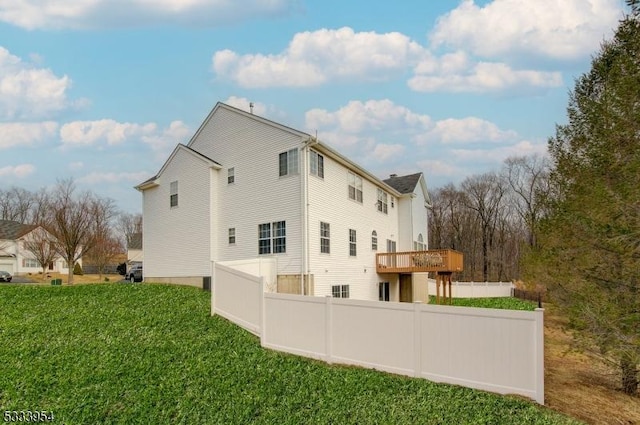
125,265,143,283
0,270,12,282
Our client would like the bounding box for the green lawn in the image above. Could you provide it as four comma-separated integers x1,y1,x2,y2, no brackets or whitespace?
428,296,539,311
0,284,577,424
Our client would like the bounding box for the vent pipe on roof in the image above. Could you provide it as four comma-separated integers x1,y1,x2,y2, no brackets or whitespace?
249,102,254,114
389,173,398,178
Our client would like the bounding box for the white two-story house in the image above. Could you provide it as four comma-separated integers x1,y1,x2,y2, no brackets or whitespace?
136,102,460,302
0,220,75,276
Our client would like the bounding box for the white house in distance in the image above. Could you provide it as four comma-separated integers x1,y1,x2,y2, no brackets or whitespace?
0,219,75,276
136,102,461,302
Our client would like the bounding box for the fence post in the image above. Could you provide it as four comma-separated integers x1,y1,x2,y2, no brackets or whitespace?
260,277,266,346
211,261,216,316
535,308,545,404
325,295,333,364
413,301,423,378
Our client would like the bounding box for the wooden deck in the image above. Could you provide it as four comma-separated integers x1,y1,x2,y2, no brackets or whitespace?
376,249,464,274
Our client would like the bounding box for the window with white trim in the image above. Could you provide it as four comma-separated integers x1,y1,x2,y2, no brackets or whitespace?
228,228,236,245
371,230,378,251
320,222,330,254
279,148,299,177
258,221,286,254
310,150,324,178
23,258,40,268
228,167,235,184
332,284,350,298
170,181,178,208
349,229,357,257
348,172,363,203
414,234,426,251
377,189,388,214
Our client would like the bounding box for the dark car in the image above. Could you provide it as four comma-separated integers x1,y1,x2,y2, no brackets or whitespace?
125,265,143,283
0,270,12,282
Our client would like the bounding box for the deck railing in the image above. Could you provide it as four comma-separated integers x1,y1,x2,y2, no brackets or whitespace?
376,249,464,273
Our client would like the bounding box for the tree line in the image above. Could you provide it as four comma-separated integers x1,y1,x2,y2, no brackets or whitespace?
0,179,142,284
428,154,549,283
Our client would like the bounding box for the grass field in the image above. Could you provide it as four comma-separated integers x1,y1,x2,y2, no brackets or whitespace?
0,284,579,424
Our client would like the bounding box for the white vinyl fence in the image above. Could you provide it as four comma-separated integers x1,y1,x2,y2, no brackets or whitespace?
212,263,544,404
427,279,514,298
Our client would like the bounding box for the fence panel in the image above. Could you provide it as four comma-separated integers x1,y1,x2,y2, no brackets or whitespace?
419,305,543,403
331,299,416,376
263,293,328,360
212,262,263,335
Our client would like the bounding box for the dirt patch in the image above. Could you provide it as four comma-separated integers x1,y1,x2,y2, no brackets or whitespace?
544,304,640,424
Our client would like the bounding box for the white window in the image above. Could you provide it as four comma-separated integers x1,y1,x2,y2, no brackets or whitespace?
332,284,350,298
279,148,299,177
371,230,378,251
170,181,178,208
377,189,388,214
320,222,330,254
414,234,426,251
228,228,236,245
348,172,363,203
23,258,40,268
310,150,324,178
379,282,390,301
349,229,357,257
259,221,286,254
387,239,396,253
228,167,235,184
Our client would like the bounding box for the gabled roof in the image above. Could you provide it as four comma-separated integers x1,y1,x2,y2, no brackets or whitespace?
383,172,432,206
383,173,422,194
136,144,222,190
0,220,38,240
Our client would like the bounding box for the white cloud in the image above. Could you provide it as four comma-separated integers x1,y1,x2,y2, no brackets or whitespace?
0,47,72,119
0,0,297,30
371,144,405,162
409,53,563,93
0,121,58,149
452,139,547,164
224,96,266,115
429,0,620,61
0,164,36,178
60,119,157,147
417,159,460,177
141,120,191,159
306,99,431,134
415,117,519,145
213,27,426,88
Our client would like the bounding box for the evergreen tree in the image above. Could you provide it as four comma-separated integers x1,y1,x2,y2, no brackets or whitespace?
526,11,640,394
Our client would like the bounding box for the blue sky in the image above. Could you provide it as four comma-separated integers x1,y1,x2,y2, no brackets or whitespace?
0,0,628,214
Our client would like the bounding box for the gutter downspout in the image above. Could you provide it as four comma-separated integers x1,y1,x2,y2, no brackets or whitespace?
301,136,318,295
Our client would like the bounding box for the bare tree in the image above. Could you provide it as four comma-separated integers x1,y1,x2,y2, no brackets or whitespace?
47,179,97,284
502,155,550,247
22,227,58,278
461,172,507,282
116,212,142,249
88,197,119,281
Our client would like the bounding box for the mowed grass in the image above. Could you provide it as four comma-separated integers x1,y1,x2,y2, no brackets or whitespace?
0,284,578,424
428,296,539,311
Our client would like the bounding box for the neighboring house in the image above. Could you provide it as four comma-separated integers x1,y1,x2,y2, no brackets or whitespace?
127,232,143,265
136,102,440,302
0,220,75,276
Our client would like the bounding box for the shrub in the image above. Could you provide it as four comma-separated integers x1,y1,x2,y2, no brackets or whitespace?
73,263,83,275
